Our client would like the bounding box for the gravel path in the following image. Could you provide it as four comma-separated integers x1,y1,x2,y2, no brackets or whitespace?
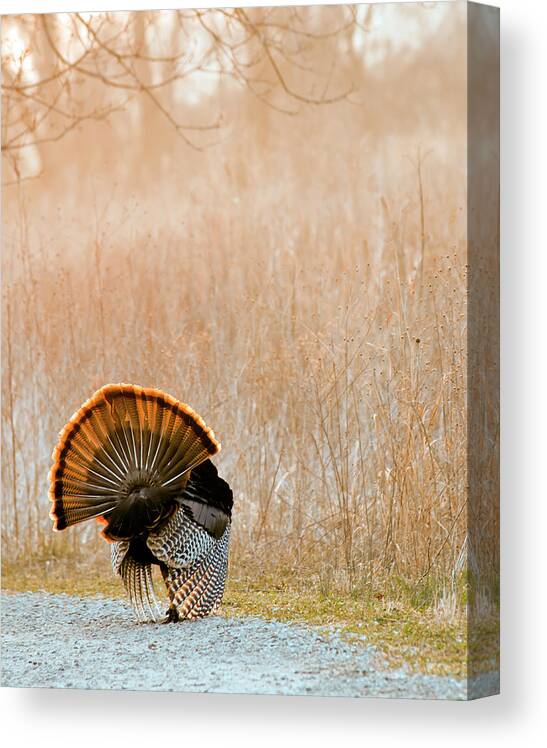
2,591,476,699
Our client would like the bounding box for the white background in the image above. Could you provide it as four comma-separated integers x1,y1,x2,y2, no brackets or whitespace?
1,0,546,746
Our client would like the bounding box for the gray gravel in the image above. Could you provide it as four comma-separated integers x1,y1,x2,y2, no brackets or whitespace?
1,591,488,699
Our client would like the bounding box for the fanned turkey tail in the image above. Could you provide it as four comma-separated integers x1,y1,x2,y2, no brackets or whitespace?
48,383,220,541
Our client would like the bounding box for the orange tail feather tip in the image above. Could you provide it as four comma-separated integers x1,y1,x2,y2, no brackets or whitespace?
100,527,115,544
48,383,222,534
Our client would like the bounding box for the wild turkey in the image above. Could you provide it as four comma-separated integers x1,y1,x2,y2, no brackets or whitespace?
48,383,233,623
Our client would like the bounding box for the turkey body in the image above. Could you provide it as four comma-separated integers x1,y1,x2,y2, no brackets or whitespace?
48,384,233,623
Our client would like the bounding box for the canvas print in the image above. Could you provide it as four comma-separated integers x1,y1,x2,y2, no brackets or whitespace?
1,2,499,699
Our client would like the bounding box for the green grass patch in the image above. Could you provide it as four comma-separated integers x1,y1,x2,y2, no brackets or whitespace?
222,574,472,677
2,557,123,599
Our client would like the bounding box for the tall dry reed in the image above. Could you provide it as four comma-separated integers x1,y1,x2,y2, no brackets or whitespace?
1,176,482,596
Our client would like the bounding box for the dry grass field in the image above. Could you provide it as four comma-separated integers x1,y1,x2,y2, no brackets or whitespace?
1,4,498,675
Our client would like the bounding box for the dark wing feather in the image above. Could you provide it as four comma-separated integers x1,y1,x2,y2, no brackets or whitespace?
179,459,233,538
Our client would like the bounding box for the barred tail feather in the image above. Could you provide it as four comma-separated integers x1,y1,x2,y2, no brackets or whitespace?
48,383,221,538
120,555,166,624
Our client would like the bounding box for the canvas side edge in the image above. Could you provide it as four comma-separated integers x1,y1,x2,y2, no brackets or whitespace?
466,0,500,701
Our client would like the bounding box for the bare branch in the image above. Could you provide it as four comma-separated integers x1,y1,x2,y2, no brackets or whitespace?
2,6,359,164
